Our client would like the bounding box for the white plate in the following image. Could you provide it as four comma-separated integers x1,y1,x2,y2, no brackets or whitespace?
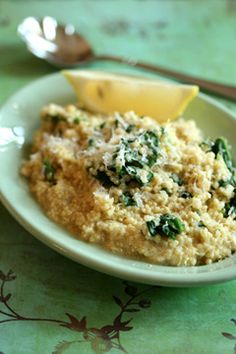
1,72,236,287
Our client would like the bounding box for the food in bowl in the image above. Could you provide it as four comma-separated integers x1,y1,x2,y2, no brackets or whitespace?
21,103,236,266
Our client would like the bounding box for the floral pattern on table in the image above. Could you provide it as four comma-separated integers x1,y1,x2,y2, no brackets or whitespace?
0,270,154,354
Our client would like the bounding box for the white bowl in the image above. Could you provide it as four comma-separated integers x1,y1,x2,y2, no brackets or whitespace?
1,72,236,287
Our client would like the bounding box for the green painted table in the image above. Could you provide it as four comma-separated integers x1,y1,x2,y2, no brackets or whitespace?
1,1,236,353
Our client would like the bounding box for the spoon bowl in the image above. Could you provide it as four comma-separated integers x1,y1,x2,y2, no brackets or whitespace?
18,16,94,67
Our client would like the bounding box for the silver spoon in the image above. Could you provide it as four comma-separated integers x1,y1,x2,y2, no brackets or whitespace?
18,16,236,101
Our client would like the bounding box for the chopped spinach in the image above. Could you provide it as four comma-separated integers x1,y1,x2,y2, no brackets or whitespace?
111,131,159,185
146,171,154,183
219,175,236,188
121,192,137,207
223,190,236,218
219,179,230,188
126,124,135,133
143,131,159,167
114,119,119,128
146,220,159,237
212,138,233,172
198,221,206,228
73,117,80,124
100,122,106,129
134,170,154,185
43,159,55,182
161,187,171,196
211,139,236,201
171,173,183,186
199,139,214,152
144,130,159,146
90,128,161,188
45,114,66,124
95,171,114,188
88,138,94,147
179,191,192,199
146,214,185,239
160,127,166,136
200,137,234,173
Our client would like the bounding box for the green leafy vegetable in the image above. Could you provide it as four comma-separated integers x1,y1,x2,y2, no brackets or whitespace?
160,127,166,136
171,173,183,186
199,139,214,152
223,190,236,218
90,128,161,188
212,138,233,172
145,171,154,183
161,187,171,196
95,171,114,188
88,138,94,147
201,137,235,176
218,175,236,188
111,131,159,185
146,214,185,239
45,114,66,123
73,117,80,124
146,220,159,237
100,122,106,129
219,179,230,188
114,119,119,128
126,124,135,133
121,192,137,207
179,191,192,199
43,159,55,182
198,221,206,228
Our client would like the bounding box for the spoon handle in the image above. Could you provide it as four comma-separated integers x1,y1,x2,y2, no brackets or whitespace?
95,54,236,101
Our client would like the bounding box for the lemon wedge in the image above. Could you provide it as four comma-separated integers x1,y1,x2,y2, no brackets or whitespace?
62,70,199,123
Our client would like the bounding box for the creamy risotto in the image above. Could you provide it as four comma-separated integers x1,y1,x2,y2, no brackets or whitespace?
21,103,236,266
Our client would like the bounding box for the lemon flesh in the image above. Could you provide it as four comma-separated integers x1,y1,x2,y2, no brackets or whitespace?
63,70,199,123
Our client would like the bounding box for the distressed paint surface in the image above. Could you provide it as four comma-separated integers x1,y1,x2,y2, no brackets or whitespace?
0,1,236,353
